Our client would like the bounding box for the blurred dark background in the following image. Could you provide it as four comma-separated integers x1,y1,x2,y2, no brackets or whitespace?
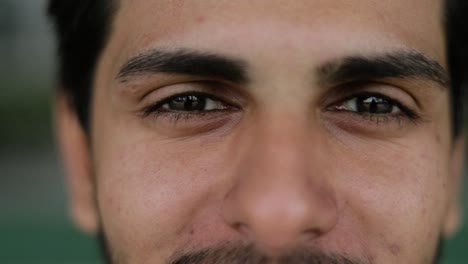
0,0,99,262
0,0,466,263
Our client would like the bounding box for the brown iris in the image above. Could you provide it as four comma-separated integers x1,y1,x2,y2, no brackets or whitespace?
356,96,393,114
168,95,207,111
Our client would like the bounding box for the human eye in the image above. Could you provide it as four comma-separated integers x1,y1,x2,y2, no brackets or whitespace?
142,91,239,123
327,92,420,125
153,92,228,112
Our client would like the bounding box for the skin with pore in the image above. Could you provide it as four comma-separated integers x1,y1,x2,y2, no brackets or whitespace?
57,0,465,263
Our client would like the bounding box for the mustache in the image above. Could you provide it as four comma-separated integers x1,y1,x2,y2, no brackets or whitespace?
168,243,369,264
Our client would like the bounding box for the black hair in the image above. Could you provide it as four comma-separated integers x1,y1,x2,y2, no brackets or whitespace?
446,0,468,135
48,0,115,131
48,0,467,135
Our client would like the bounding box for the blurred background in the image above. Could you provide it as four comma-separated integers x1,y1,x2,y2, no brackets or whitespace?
0,0,466,263
0,0,100,263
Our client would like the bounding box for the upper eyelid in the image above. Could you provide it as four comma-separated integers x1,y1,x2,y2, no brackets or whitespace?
320,80,420,106
144,80,245,105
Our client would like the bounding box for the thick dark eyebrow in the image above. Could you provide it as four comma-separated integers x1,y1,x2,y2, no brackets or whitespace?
116,49,248,84
317,50,450,89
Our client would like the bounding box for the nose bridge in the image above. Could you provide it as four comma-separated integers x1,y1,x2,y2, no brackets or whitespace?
247,116,312,186
222,115,338,254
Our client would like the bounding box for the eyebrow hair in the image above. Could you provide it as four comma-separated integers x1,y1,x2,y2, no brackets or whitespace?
317,50,450,89
116,49,248,84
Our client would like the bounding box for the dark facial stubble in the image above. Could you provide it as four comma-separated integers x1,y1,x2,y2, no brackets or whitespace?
97,231,444,264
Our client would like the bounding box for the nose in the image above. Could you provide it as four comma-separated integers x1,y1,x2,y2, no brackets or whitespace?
222,119,338,255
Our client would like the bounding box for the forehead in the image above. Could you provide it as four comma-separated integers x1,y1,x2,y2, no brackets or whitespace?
104,0,446,76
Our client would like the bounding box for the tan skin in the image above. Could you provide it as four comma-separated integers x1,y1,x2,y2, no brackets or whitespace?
57,0,464,263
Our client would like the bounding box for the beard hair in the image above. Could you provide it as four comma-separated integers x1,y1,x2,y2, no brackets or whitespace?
168,242,368,264
97,231,444,264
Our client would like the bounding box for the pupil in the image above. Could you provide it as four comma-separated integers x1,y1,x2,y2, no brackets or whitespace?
357,96,392,114
169,95,206,111
369,99,378,113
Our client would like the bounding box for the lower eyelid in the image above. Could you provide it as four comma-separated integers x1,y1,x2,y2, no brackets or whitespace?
321,113,398,138
148,108,239,121
143,109,243,136
323,109,420,129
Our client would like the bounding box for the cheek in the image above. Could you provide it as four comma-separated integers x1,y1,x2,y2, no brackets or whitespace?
335,130,451,261
94,132,234,261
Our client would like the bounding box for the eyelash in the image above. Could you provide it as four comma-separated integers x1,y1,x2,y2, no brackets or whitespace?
141,91,420,126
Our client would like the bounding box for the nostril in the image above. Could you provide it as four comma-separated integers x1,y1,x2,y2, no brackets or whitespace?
299,227,326,242
233,222,253,238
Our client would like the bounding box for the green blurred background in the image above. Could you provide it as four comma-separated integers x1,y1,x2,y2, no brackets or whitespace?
0,0,466,263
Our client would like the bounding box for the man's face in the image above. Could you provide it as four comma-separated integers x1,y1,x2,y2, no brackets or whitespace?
59,0,464,263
